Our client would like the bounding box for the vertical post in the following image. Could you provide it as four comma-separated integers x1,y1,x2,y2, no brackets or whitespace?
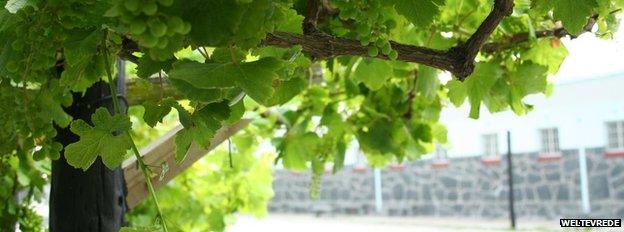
578,148,591,214
50,59,128,232
506,131,516,229
373,168,383,214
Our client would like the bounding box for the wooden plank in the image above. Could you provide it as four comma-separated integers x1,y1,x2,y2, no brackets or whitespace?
123,119,251,209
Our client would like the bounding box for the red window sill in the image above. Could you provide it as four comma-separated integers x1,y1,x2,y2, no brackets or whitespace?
481,157,502,166
538,152,562,162
389,164,405,172
431,159,449,169
353,166,367,173
605,150,624,158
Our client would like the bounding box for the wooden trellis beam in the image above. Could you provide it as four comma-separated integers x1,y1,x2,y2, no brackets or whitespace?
122,119,251,209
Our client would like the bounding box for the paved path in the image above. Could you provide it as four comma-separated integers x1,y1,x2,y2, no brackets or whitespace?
227,214,570,232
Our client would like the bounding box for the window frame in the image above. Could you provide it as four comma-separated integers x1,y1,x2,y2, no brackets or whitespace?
435,144,448,159
606,121,624,151
539,127,560,154
482,133,499,157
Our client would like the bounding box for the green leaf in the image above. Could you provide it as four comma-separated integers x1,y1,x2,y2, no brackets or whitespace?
388,0,445,27
357,118,405,155
508,62,548,115
416,66,439,101
142,98,177,127
136,56,174,79
464,62,503,119
446,80,466,107
332,141,346,173
61,30,106,92
168,61,237,89
168,78,230,103
233,58,283,105
264,76,307,106
168,58,284,105
524,38,569,74
174,102,230,163
276,8,304,34
281,132,319,171
538,0,598,35
225,99,245,124
353,58,393,90
64,108,132,170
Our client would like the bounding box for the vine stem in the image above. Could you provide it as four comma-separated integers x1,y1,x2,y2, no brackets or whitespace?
102,39,169,232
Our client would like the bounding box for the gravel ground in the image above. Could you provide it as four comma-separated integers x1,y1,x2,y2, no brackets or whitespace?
227,214,622,232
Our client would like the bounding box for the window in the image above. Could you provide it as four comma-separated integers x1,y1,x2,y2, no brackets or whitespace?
607,121,624,150
540,128,560,154
435,144,447,159
482,133,499,157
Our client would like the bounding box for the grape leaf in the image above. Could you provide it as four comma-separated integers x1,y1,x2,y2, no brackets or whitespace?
388,0,445,27
168,61,237,89
264,76,307,106
136,56,174,79
174,102,230,163
280,132,320,171
357,118,404,155
168,78,231,103
464,62,503,119
524,38,569,74
353,58,393,90
61,30,106,92
416,66,440,101
168,57,284,105
142,98,177,127
534,0,598,35
508,62,548,115
446,80,467,107
64,108,132,170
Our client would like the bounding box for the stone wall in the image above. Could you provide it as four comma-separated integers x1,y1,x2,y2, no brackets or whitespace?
269,148,624,219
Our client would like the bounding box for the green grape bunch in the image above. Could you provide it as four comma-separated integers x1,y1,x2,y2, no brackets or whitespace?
333,0,399,60
309,171,322,199
106,0,191,60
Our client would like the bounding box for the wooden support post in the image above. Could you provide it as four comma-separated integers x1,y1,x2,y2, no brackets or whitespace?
50,59,128,232
123,119,251,209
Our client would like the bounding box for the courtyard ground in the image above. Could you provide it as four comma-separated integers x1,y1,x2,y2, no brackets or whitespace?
227,214,621,232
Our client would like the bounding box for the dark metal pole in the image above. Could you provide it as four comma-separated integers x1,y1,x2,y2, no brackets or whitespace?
506,131,516,229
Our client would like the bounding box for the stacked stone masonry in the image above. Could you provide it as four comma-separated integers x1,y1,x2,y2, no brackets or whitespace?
269,148,624,219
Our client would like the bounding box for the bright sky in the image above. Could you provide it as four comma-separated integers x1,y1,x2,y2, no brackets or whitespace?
555,22,624,83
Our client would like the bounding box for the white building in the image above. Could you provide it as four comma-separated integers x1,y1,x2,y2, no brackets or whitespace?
440,72,624,158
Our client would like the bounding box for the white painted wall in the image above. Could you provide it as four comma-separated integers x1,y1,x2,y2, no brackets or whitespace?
441,73,624,157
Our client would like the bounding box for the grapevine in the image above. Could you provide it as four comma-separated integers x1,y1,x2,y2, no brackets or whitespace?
102,40,169,232
0,0,622,231
106,0,191,60
332,0,399,59
309,171,322,199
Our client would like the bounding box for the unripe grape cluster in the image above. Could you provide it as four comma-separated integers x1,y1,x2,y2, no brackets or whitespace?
309,171,322,199
333,0,398,60
5,9,61,81
109,0,191,60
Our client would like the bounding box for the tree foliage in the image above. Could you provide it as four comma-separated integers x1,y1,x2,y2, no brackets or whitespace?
0,0,622,231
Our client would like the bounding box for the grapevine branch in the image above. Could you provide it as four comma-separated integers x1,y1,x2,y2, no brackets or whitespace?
303,0,335,34
265,0,514,80
115,0,598,81
481,14,599,53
